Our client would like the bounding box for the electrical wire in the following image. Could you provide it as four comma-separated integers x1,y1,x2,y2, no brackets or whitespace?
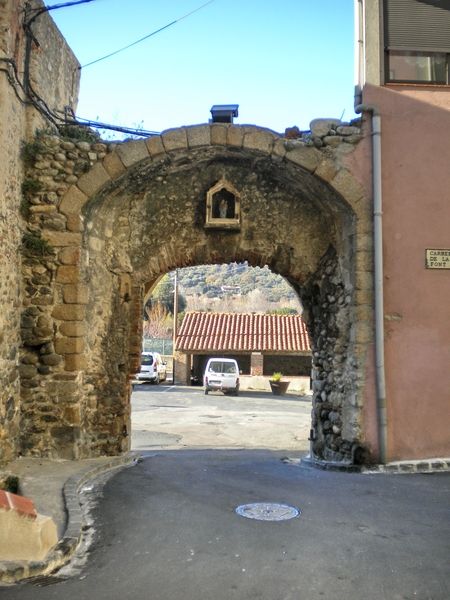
26,0,98,27
79,0,216,70
10,0,218,138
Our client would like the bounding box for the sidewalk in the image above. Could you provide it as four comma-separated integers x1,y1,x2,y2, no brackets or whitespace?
0,453,138,584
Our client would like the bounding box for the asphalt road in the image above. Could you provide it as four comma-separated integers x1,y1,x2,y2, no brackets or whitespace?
2,450,449,600
130,384,312,452
2,388,449,599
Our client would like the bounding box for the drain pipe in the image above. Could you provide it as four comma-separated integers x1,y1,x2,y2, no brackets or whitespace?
354,101,388,464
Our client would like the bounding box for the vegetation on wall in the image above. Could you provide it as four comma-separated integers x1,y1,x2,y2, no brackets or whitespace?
22,232,53,256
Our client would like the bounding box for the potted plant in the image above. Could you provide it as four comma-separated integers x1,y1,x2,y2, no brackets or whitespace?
269,372,290,396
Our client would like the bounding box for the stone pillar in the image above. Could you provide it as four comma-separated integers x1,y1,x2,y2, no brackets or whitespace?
173,351,190,385
250,352,263,376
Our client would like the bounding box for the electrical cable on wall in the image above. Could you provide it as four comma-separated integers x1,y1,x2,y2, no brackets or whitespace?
14,0,216,137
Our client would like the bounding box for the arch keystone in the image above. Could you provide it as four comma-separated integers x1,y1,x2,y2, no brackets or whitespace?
161,128,188,152
226,125,245,147
210,124,227,146
77,162,111,197
186,124,211,148
115,140,150,167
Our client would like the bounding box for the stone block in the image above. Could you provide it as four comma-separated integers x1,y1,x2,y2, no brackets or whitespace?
330,169,366,207
52,304,86,321
323,135,344,147
355,250,373,271
58,246,80,265
315,158,339,183
186,125,210,148
310,118,341,138
285,145,321,172
66,214,83,232
355,304,374,323
355,321,374,344
29,205,56,213
355,270,374,292
145,135,166,157
56,266,80,284
58,185,88,216
115,140,150,167
43,231,81,247
355,288,374,305
40,353,62,366
226,125,244,147
63,284,88,304
161,128,188,152
336,126,360,136
210,124,227,146
355,214,373,235
54,337,84,354
243,129,276,154
102,151,126,178
63,405,81,424
64,353,86,372
59,321,87,337
18,364,38,379
32,326,53,338
77,162,111,197
272,139,287,159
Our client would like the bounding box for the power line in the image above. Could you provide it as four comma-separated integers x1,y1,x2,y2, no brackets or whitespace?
79,0,216,70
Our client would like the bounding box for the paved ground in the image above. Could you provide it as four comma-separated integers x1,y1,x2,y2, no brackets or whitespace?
2,450,449,600
131,384,312,452
2,387,448,598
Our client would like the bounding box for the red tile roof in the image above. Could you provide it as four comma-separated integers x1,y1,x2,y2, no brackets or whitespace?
175,312,311,353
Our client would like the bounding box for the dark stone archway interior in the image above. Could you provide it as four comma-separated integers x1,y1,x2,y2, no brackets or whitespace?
81,146,358,461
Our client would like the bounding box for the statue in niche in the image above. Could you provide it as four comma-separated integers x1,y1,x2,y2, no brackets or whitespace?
212,189,236,219
205,178,241,230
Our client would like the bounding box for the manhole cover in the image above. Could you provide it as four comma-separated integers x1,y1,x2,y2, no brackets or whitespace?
235,502,300,521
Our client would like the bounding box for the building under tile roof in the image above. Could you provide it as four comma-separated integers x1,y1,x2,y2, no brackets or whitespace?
175,312,311,353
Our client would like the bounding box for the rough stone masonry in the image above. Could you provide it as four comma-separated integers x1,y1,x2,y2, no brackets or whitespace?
13,119,374,464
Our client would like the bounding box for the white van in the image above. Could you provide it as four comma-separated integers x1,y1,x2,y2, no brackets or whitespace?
136,352,167,384
203,358,239,395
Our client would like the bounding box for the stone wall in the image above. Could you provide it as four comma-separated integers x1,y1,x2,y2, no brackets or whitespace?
302,248,358,461
0,0,80,464
15,122,374,463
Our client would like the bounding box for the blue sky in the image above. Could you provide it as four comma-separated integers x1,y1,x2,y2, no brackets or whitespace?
48,0,356,136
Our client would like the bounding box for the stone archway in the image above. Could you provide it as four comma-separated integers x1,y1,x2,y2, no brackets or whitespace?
19,124,374,463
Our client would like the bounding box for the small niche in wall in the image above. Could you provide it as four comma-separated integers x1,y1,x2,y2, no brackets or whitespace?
205,178,241,231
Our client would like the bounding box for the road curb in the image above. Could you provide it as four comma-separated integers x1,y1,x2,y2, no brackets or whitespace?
0,452,140,584
300,455,450,474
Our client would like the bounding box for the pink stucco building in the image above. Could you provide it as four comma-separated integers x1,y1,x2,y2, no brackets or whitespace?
354,0,450,460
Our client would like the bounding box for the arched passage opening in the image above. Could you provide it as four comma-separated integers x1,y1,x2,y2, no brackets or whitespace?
80,141,359,462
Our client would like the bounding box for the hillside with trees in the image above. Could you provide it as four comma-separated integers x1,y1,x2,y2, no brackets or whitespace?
143,263,301,351
147,263,300,319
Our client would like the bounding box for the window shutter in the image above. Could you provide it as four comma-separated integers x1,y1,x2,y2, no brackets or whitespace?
384,0,450,52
